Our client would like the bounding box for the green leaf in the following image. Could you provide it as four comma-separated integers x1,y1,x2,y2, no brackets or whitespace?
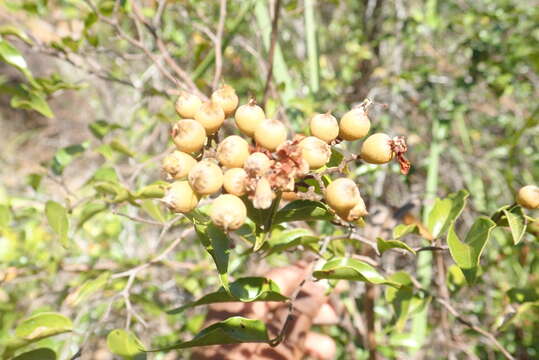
377,237,416,255
107,329,145,358
0,204,12,227
45,201,69,246
502,207,527,245
51,142,90,175
154,317,269,351
110,139,136,157
15,312,72,341
313,257,397,285
77,201,107,228
88,119,122,140
273,200,333,225
427,190,469,238
327,147,344,167
65,272,110,307
11,90,53,118
265,228,319,256
447,216,496,284
0,26,32,44
141,200,165,223
167,277,288,314
392,224,419,239
194,220,230,291
12,348,56,360
0,38,32,78
133,183,166,199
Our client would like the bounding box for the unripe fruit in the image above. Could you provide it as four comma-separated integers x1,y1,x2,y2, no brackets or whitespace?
337,197,368,222
244,152,273,176
223,168,248,196
194,101,225,135
188,160,224,195
172,120,207,153
253,177,275,210
254,119,287,151
211,194,247,230
162,151,197,179
517,185,539,209
211,84,239,117
217,135,250,168
339,107,371,141
299,136,332,170
325,178,361,212
360,133,393,164
234,99,266,137
310,112,339,143
164,181,199,213
175,92,202,118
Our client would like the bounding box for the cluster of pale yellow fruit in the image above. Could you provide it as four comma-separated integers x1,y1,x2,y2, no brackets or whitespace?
161,84,409,231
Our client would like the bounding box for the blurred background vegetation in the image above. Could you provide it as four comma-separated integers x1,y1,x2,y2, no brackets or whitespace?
0,0,538,359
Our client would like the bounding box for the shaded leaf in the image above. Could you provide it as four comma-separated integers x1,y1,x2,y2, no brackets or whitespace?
377,237,416,255
265,228,319,256
313,257,396,285
273,200,333,224
141,200,165,223
155,317,269,351
12,348,56,360
11,90,53,118
45,201,69,246
194,220,230,291
89,120,122,140
51,142,90,175
447,217,496,284
168,277,287,314
107,329,145,358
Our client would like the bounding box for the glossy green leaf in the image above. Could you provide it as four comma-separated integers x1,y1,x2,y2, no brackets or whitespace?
377,237,416,255
273,200,333,225
168,277,287,314
65,272,110,307
51,142,90,175
427,190,469,238
107,329,145,357
327,148,344,167
265,228,319,256
313,257,396,285
45,201,69,246
502,207,527,245
392,224,419,239
194,220,230,291
15,312,72,341
12,348,56,360
155,317,269,351
447,216,496,284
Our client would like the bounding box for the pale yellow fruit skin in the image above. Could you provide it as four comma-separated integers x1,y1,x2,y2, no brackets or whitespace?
244,152,273,176
360,133,393,164
325,178,361,212
162,151,197,179
194,102,226,135
517,185,539,209
254,119,287,151
310,113,339,143
223,168,248,196
339,108,371,141
211,194,247,230
235,103,265,137
211,85,239,117
253,177,275,209
336,197,368,222
175,92,202,118
165,181,199,213
217,135,250,168
172,120,207,153
188,160,224,195
299,136,331,169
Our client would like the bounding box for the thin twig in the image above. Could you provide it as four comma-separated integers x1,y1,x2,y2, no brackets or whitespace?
212,0,227,90
262,0,282,107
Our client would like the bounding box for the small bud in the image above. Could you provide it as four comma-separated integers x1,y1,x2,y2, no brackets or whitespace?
188,159,224,195
217,135,250,168
211,194,247,230
171,120,207,153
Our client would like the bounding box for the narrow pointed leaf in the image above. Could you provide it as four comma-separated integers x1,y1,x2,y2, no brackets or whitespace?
377,237,416,255
194,220,230,291
502,208,527,245
273,200,333,224
313,257,397,286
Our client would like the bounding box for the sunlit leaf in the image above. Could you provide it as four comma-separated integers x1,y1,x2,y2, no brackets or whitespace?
51,142,90,175
273,200,333,224
194,220,230,291
313,257,397,285
377,237,416,255
427,190,469,238
502,207,527,245
45,201,69,246
107,329,145,358
15,312,72,341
